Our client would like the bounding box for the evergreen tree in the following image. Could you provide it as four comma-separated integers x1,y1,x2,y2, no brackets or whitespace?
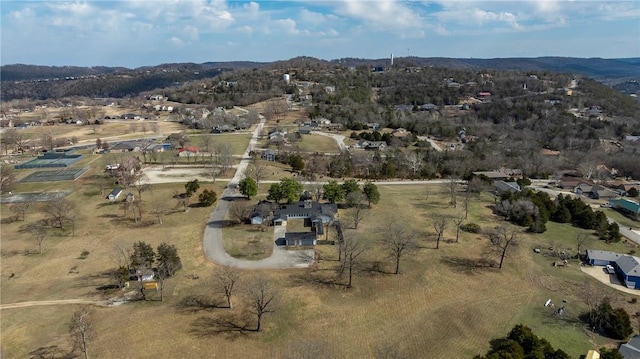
156,243,182,278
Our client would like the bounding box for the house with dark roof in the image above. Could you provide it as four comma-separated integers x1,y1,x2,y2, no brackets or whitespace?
272,201,337,246
272,201,337,225
619,335,640,359
365,141,387,151
298,125,313,135
586,249,624,266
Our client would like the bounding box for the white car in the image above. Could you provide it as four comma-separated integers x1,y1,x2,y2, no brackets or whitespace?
605,265,615,274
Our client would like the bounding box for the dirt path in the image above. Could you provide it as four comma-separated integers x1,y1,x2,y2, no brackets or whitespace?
0,299,107,310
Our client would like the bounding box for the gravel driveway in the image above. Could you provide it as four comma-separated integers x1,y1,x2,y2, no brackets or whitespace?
202,115,314,269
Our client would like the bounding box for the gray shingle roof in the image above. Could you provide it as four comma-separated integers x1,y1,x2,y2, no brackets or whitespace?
586,249,623,263
616,255,640,277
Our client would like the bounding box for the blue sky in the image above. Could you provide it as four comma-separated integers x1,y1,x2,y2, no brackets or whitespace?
2,1,639,67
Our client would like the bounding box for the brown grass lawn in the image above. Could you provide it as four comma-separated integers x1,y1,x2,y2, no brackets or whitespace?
295,134,341,154
2,183,639,358
222,224,274,260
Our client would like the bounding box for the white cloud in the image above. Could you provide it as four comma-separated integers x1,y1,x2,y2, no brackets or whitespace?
299,8,327,25
169,36,186,47
243,2,260,13
334,0,424,32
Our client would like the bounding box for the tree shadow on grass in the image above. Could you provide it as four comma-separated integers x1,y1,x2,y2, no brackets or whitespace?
206,219,237,228
175,295,225,313
440,255,497,274
288,271,348,289
28,345,74,359
190,313,255,339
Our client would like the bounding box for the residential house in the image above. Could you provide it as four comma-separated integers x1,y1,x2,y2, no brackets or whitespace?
107,188,123,201
109,141,141,153
586,250,640,289
615,255,640,289
298,125,313,135
619,335,640,359
584,350,600,359
272,201,338,246
120,113,138,120
419,103,438,111
262,149,276,161
178,146,199,157
473,169,523,181
609,198,640,220
586,250,624,266
316,118,331,126
365,141,387,151
392,128,411,138
493,180,521,194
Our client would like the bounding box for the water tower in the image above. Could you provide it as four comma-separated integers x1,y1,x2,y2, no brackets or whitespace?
283,74,290,84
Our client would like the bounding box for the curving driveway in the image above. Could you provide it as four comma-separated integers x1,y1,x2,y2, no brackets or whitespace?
313,131,347,151
202,115,314,269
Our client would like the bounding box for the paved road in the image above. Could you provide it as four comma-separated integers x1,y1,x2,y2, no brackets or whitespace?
202,115,314,269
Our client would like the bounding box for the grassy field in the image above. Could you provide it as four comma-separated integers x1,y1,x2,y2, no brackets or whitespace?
295,134,341,154
2,182,639,358
222,224,274,259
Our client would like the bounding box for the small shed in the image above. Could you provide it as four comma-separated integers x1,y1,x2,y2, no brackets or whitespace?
586,249,622,266
107,188,123,201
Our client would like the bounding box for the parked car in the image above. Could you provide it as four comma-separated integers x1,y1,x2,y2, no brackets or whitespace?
605,264,615,274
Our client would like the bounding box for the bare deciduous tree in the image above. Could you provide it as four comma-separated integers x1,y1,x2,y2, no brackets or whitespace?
228,201,253,224
69,307,93,359
245,275,277,332
43,198,77,229
246,161,269,186
487,226,519,269
452,213,465,243
381,222,417,274
10,201,32,221
150,204,168,225
341,232,367,288
0,164,17,194
27,222,48,254
448,176,459,208
345,193,368,230
576,233,590,259
214,265,241,309
432,214,448,249
215,143,234,176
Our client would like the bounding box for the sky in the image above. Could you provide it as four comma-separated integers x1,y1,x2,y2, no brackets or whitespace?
1,0,639,68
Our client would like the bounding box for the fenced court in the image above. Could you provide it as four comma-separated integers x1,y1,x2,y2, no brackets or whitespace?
0,190,72,204
14,150,83,169
19,166,89,183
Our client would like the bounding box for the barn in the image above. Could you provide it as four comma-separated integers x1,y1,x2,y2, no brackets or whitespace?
586,249,623,266
615,255,640,289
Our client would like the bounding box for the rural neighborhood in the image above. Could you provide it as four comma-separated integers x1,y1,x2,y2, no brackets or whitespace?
1,54,640,359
